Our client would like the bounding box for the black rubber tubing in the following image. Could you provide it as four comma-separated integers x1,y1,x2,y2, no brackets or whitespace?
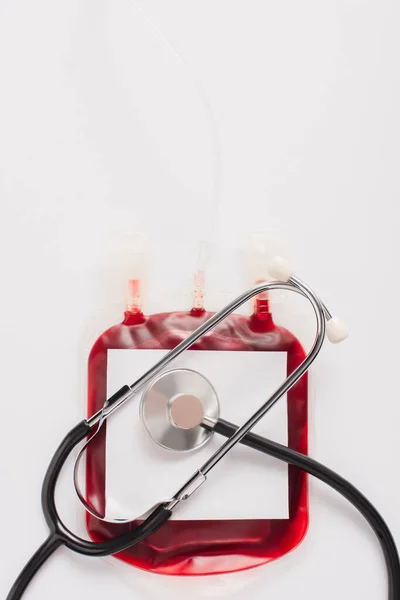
6,535,63,600
7,418,400,599
6,420,172,600
210,418,400,600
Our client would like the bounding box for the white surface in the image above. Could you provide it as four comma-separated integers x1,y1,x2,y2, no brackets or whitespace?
0,0,400,599
106,350,288,520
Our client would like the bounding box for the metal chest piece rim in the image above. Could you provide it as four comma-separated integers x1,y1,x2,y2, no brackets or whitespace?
140,368,220,452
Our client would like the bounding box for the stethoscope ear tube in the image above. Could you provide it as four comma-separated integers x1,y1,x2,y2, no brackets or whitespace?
6,420,172,600
41,420,91,533
42,420,172,556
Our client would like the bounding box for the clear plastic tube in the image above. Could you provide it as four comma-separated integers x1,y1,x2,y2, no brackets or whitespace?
131,0,221,285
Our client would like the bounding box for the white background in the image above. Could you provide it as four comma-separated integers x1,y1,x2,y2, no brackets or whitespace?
1,0,400,599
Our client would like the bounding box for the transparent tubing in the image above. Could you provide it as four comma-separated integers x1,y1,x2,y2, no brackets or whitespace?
131,0,221,271
76,277,329,521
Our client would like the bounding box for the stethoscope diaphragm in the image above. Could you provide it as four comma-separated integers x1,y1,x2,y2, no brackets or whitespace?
140,368,220,451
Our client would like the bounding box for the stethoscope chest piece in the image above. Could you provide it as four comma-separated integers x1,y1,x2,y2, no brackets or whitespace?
140,368,220,451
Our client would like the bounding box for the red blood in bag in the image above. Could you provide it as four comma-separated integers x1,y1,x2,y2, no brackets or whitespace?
86,301,308,575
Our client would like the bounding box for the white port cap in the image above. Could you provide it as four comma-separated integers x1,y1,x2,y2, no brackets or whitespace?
326,317,349,344
268,256,294,282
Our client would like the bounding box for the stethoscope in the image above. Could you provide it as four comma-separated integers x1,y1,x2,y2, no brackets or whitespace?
7,257,400,600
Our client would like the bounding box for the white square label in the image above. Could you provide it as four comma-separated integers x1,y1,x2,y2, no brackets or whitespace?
105,350,289,520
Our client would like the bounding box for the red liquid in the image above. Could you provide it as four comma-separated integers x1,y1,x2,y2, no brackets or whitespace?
86,305,308,575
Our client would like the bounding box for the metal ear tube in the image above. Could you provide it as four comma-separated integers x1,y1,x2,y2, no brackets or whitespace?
76,258,344,519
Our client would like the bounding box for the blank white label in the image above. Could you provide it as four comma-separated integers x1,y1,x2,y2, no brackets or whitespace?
106,350,289,520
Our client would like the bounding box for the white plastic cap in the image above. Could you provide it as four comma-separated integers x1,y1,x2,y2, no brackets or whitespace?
268,256,294,282
326,317,349,344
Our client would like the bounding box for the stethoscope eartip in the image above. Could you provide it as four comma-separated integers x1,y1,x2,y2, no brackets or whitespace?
268,256,294,282
326,317,349,344
140,368,220,452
